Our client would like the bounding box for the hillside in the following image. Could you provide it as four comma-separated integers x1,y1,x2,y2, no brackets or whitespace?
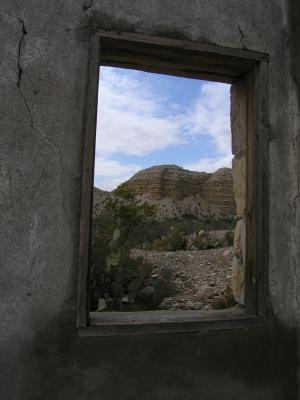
121,165,210,200
93,165,236,220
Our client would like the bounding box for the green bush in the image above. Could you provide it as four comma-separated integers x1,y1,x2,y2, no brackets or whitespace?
90,186,156,311
151,225,187,251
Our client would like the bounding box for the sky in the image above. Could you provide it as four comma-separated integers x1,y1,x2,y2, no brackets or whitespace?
94,66,232,191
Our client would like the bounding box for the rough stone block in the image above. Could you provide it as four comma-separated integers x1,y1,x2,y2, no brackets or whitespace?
231,256,245,305
234,218,246,261
232,156,246,218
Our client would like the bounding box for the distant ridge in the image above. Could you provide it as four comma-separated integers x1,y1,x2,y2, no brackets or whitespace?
93,165,236,220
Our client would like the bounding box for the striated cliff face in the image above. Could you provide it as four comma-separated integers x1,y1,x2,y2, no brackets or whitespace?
93,165,236,219
93,187,110,214
121,165,210,200
201,168,236,215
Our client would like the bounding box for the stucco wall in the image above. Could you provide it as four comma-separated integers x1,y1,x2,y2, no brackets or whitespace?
0,1,299,399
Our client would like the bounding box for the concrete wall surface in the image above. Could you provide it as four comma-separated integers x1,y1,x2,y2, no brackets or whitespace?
0,1,299,399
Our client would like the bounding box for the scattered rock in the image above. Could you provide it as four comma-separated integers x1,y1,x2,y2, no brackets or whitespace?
211,295,227,310
121,295,129,304
131,247,235,311
97,298,107,312
196,286,215,301
160,297,179,310
186,301,202,310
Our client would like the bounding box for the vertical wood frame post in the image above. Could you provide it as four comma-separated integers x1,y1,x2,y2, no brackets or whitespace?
245,61,269,316
77,35,100,328
255,61,270,316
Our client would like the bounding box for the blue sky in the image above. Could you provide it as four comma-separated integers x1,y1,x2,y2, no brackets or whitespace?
94,66,232,191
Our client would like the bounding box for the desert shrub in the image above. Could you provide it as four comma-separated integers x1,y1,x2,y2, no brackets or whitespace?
192,230,210,250
151,238,164,251
122,216,237,249
191,229,235,250
151,225,187,251
192,230,223,250
129,219,170,248
90,185,156,311
224,230,234,246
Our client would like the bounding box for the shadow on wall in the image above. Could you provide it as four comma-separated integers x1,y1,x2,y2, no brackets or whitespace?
7,311,297,400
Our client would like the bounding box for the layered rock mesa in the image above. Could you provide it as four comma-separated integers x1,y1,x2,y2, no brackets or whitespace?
120,165,236,216
122,165,210,200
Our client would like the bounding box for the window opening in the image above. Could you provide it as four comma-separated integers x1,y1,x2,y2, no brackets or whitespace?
89,66,243,314
76,32,269,331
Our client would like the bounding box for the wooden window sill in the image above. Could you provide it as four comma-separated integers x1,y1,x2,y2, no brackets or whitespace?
77,306,267,337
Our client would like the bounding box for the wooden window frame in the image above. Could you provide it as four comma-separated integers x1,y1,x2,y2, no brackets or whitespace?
76,31,270,335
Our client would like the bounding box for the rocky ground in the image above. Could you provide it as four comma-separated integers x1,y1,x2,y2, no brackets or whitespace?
130,247,236,311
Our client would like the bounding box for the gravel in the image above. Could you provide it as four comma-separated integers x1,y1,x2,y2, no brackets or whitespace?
130,247,235,310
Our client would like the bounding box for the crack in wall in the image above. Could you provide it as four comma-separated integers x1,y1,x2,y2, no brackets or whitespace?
16,18,26,88
0,10,33,127
0,9,64,183
238,24,247,50
16,19,34,129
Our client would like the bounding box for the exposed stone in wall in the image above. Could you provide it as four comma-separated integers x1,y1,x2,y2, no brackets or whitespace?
232,156,246,218
231,218,246,304
230,78,247,304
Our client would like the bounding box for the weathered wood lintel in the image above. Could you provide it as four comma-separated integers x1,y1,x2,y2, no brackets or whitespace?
96,30,269,62
97,30,269,84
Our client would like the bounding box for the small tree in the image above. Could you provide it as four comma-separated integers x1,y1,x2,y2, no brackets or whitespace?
90,185,156,310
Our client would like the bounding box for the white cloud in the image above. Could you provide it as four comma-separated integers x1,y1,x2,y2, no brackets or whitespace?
184,154,233,173
94,156,141,191
96,68,183,157
182,82,231,155
94,156,140,177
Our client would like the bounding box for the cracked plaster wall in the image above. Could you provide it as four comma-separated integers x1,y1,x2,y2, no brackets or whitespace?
0,1,299,399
